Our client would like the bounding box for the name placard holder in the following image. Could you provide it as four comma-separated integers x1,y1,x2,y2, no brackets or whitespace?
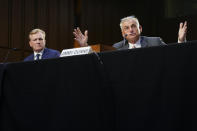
60,46,93,57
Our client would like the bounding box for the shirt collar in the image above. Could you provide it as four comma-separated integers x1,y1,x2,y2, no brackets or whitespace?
34,49,44,60
128,38,141,49
34,49,44,56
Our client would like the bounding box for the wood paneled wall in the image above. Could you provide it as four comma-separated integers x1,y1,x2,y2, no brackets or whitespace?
0,0,197,62
80,0,197,45
0,0,74,62
157,15,197,44
80,0,165,45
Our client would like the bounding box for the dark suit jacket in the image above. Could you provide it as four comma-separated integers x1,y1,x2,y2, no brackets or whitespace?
24,48,60,61
113,36,166,50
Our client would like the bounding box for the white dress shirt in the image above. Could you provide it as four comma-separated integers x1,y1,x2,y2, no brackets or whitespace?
34,49,44,60
128,38,141,49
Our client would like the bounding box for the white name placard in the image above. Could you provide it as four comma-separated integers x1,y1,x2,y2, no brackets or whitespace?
60,46,93,57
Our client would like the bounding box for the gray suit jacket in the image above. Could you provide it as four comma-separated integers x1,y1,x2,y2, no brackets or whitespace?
113,36,166,50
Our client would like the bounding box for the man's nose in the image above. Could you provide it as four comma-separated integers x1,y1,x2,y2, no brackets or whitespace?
36,40,41,43
128,27,133,32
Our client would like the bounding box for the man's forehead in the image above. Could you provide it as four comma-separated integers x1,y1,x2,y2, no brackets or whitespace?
33,32,43,36
30,32,44,38
122,19,138,26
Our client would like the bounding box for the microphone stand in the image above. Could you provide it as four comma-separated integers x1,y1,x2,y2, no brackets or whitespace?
3,48,17,63
123,34,128,46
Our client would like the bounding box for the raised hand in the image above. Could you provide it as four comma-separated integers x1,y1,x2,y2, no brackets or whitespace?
73,27,88,47
178,21,187,43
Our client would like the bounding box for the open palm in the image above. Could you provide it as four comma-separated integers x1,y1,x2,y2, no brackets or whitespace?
178,21,187,43
73,27,88,47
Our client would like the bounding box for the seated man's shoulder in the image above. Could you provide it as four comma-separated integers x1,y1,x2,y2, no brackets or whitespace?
141,36,166,46
142,36,161,40
45,48,60,53
113,40,124,48
44,48,60,58
23,53,34,61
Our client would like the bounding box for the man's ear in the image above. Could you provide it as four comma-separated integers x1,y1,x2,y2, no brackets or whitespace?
121,30,125,38
139,25,142,33
29,41,32,48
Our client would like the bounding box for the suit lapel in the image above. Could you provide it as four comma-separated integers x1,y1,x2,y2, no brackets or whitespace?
140,36,148,48
29,54,34,61
42,48,48,59
121,36,148,49
118,36,148,50
120,40,129,50
121,44,129,50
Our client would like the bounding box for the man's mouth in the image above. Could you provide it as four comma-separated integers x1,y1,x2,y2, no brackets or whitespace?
128,33,136,36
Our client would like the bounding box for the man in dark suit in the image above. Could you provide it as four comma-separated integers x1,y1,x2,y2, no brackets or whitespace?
113,15,187,49
24,29,60,61
73,15,187,49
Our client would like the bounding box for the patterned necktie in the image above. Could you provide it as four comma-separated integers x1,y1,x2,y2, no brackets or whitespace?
132,45,136,49
36,54,40,60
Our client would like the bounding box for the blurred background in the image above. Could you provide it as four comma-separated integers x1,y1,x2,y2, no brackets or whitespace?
0,0,197,62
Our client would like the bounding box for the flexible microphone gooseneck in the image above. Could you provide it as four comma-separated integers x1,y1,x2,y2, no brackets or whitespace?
93,51,103,65
3,48,18,63
123,34,128,46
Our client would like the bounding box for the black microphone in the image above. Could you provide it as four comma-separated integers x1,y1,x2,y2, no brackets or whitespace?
123,34,128,46
3,48,18,63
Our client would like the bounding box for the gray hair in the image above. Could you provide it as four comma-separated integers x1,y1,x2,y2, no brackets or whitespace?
120,15,140,30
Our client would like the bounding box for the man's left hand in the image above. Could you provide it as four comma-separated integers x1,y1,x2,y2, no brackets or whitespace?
178,21,187,43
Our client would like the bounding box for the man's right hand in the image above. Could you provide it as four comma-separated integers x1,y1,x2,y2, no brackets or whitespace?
73,27,88,47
